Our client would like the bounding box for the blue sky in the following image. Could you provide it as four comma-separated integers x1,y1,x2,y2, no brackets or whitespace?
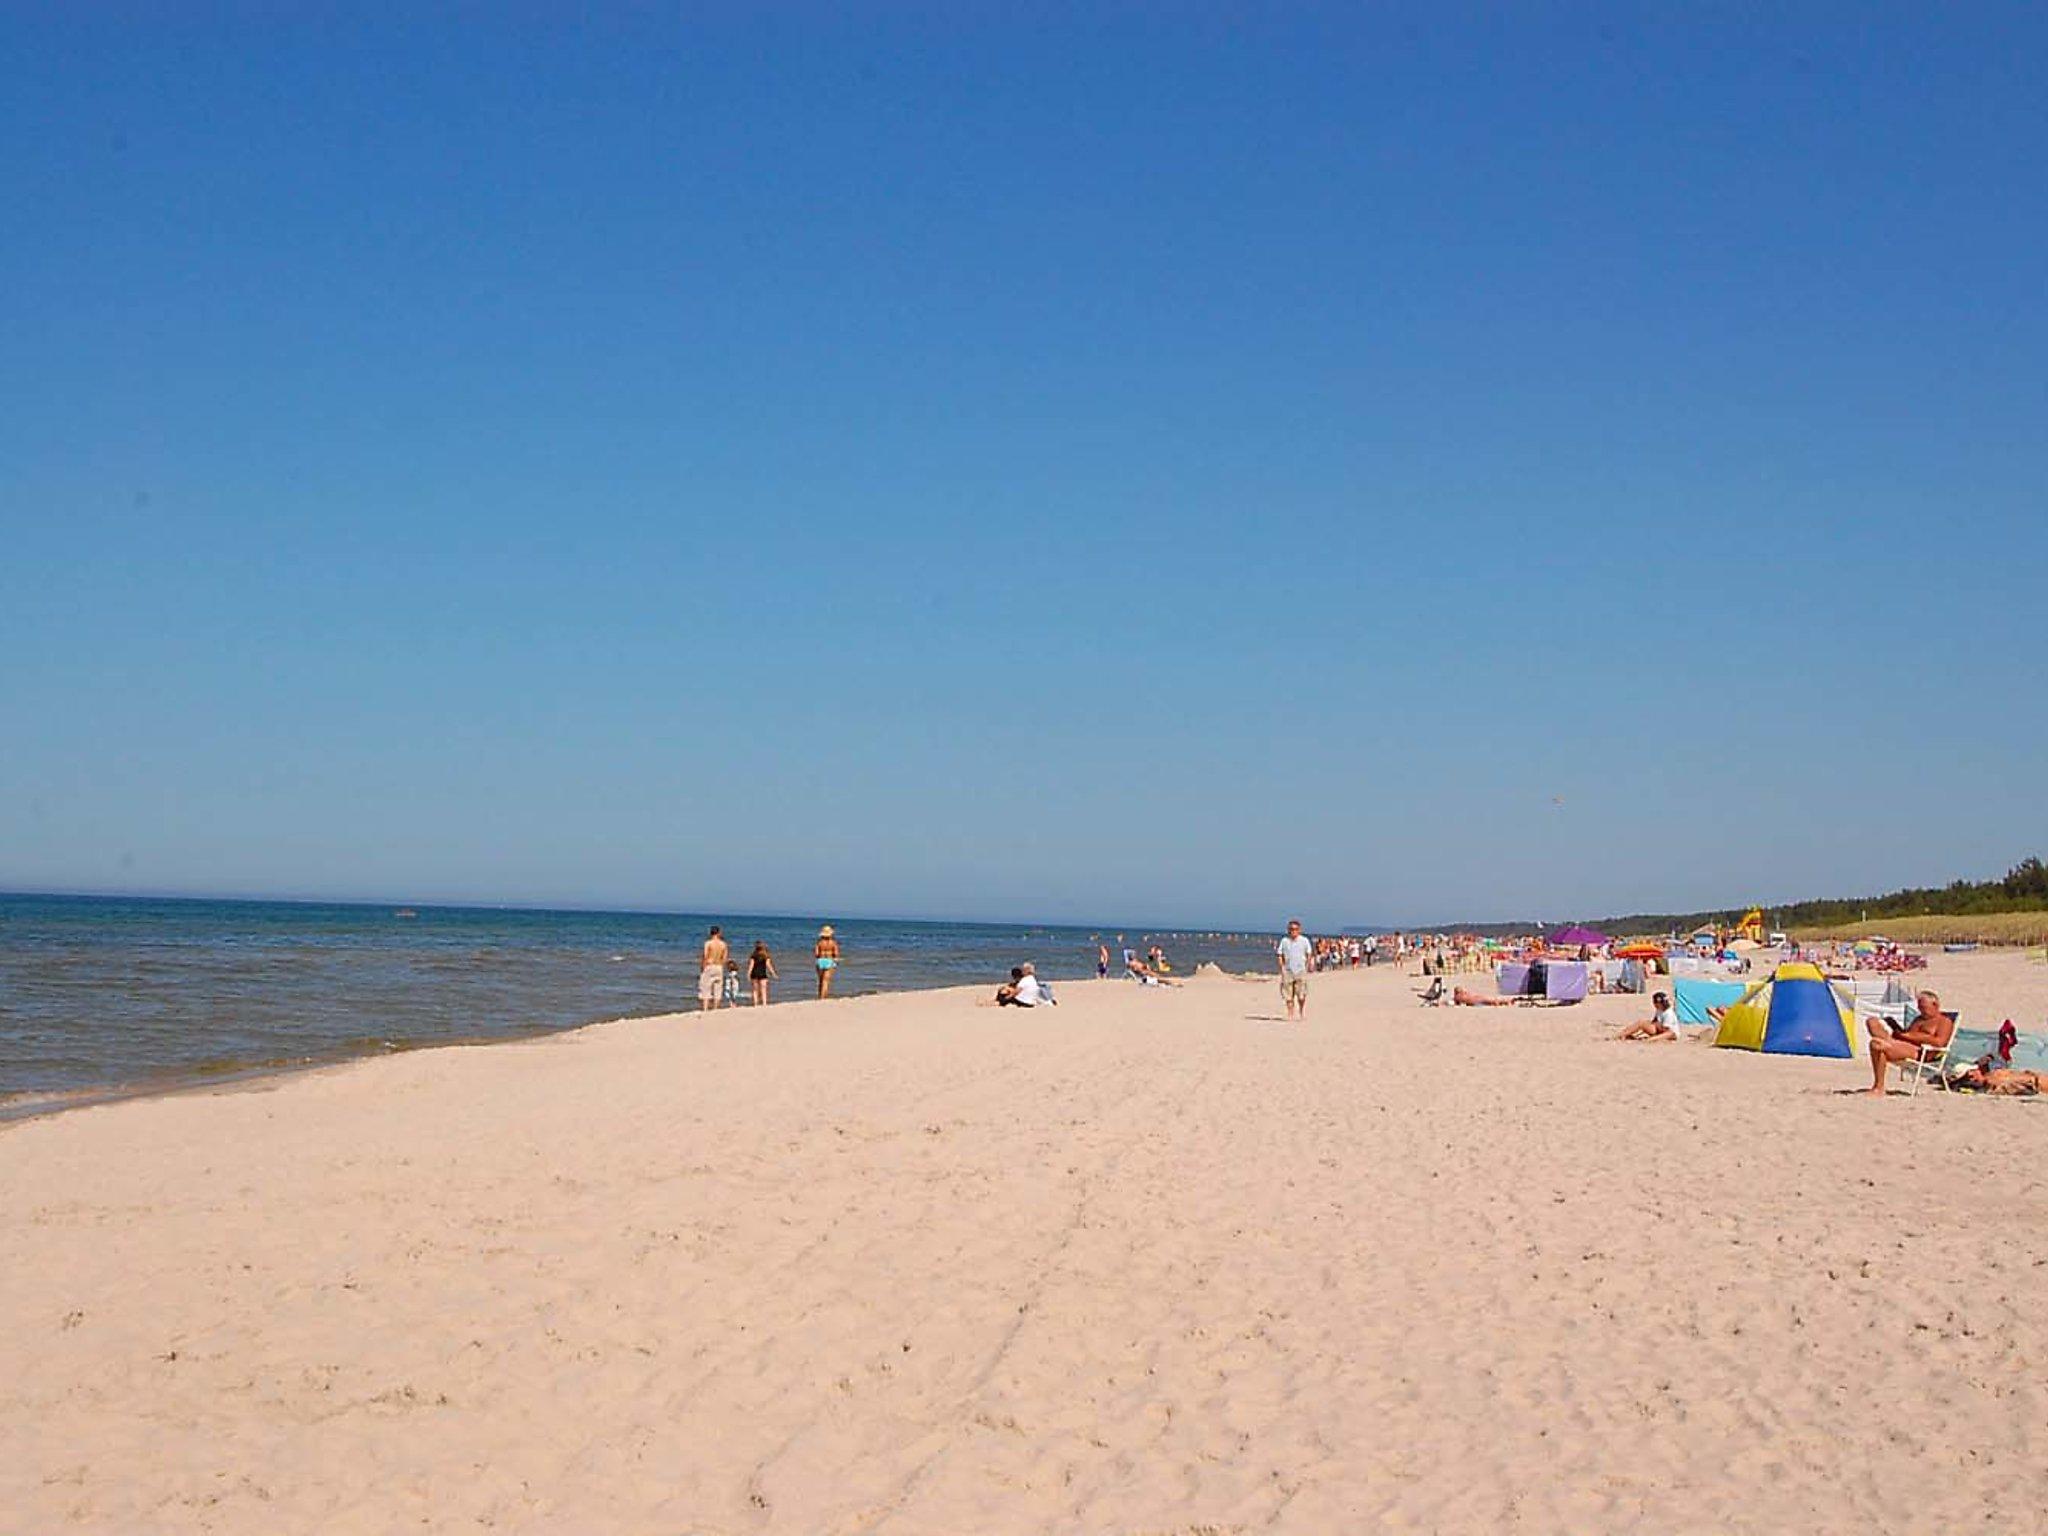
3,5,2043,927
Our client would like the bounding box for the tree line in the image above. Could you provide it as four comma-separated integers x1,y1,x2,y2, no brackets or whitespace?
1590,855,2048,935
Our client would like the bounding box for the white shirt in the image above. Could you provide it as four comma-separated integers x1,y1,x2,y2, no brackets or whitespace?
1015,973,1045,1006
1277,935,1312,975
1655,1006,1679,1031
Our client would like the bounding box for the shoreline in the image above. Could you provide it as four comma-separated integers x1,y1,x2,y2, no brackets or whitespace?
0,974,1075,1129
0,892,1292,1120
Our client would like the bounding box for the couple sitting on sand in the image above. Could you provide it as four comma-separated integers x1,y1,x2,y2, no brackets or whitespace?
989,964,1056,1008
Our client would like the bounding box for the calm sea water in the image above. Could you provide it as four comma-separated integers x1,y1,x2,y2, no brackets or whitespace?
0,894,1285,1109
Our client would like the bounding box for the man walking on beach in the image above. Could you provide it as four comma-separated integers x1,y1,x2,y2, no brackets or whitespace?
1277,919,1313,1021
699,926,729,1012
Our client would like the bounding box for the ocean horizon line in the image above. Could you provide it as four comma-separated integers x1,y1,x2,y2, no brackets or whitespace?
0,886,1397,937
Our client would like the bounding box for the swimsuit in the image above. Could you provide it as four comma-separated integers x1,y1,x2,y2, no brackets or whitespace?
817,955,837,970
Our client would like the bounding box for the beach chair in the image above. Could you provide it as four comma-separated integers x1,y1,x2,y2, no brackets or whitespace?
1893,1011,1959,1098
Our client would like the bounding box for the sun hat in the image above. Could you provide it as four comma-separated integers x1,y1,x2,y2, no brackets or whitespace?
819,925,834,937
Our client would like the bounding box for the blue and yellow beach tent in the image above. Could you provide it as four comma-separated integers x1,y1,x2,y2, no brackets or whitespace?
1712,962,1861,1058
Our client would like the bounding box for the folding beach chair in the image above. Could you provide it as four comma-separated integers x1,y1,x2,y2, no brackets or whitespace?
1893,1011,1959,1098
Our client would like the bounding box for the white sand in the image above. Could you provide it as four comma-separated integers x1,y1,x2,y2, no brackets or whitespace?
4,953,2044,1533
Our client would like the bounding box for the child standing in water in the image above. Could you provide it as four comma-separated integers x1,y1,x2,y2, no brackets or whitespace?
748,941,777,1006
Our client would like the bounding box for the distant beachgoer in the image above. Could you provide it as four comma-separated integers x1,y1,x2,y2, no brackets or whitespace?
814,925,841,998
1097,943,1110,979
1276,920,1312,1021
1127,959,1180,987
1452,985,1517,1007
748,941,778,1006
723,959,742,1005
699,926,729,1012
993,963,1056,1007
1866,989,1955,1096
1617,992,1679,1041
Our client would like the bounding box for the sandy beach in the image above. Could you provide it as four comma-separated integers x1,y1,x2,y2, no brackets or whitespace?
4,952,2044,1534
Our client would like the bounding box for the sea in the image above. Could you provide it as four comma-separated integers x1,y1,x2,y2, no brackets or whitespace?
0,894,1288,1114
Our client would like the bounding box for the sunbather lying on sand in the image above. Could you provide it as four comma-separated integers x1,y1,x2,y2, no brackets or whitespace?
1947,1062,2044,1095
1452,985,1517,1007
1616,993,1679,1041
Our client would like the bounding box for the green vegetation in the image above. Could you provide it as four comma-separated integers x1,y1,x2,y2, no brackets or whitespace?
1594,856,2048,939
1789,911,2048,946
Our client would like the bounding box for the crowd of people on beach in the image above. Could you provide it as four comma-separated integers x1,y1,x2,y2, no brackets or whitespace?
681,919,2041,1098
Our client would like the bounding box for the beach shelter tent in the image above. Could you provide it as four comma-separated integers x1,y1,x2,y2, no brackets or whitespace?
1712,963,1860,1058
1673,977,1747,1027
1548,925,1612,948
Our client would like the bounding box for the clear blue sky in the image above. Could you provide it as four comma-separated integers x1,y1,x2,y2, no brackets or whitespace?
4,5,2043,927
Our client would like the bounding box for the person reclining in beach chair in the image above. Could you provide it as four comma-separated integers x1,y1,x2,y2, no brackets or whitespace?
1865,989,1957,1097
1616,992,1680,1041
1127,956,1180,987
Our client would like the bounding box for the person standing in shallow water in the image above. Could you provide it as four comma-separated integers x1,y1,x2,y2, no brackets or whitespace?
699,926,729,1012
748,940,777,1006
814,925,841,998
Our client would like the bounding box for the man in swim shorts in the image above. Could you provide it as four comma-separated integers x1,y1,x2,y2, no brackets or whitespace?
1276,919,1312,1021
1866,989,1955,1096
699,926,729,1012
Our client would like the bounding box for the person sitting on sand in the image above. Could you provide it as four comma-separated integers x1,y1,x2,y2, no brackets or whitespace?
1451,985,1517,1007
1865,989,1956,1096
1013,963,1055,1006
1127,957,1181,987
1617,992,1680,1041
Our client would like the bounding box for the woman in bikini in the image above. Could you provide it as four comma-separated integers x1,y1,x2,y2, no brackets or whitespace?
814,925,841,998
